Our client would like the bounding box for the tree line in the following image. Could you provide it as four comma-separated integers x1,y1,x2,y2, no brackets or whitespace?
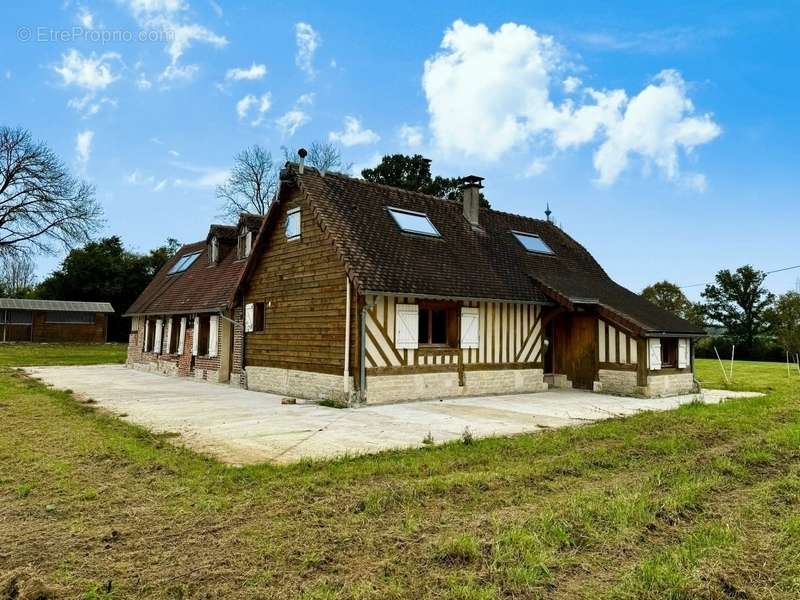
642,269,800,361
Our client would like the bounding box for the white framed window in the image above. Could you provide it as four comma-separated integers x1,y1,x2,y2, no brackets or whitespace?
511,231,554,254
395,304,419,349
460,307,480,349
388,207,440,237
286,207,301,240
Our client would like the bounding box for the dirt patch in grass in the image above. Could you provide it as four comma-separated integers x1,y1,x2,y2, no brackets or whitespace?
0,359,799,598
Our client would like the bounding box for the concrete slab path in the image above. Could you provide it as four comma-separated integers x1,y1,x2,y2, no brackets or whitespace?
23,365,761,465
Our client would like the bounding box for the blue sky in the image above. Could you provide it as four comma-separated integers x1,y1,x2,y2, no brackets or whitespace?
2,1,798,299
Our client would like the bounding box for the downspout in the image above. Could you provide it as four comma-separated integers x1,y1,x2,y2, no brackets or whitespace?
343,276,351,395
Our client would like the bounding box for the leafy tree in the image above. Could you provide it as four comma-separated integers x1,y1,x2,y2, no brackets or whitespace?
768,291,800,356
216,145,277,222
34,236,179,341
701,265,775,353
361,154,491,207
0,126,102,254
0,253,37,297
641,280,704,327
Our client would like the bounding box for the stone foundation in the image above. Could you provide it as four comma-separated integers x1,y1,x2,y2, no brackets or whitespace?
544,373,572,389
596,369,642,395
246,366,352,401
365,368,547,405
646,372,697,397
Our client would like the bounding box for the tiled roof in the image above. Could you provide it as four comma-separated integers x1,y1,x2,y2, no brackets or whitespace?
273,164,703,335
125,237,249,317
0,298,114,312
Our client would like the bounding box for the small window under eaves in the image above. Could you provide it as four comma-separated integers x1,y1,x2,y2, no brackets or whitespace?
388,207,440,237
512,231,554,255
168,251,201,274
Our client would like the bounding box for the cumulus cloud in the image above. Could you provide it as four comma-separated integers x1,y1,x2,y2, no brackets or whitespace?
295,22,320,77
225,63,267,81
422,20,721,187
328,116,380,146
236,92,271,125
136,73,153,90
276,109,310,137
75,130,94,167
77,7,94,29
123,0,227,82
53,49,120,91
398,124,424,147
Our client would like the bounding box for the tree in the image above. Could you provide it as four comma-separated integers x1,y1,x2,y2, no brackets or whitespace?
361,154,491,207
282,141,351,173
0,126,102,254
35,236,179,341
0,253,36,297
768,291,800,356
641,280,704,327
702,265,775,353
216,145,277,222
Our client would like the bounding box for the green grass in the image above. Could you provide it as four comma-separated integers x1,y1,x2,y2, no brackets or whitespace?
1,354,799,599
0,342,126,367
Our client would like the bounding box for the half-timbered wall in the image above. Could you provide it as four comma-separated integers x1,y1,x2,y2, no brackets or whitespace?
364,294,543,370
597,318,638,366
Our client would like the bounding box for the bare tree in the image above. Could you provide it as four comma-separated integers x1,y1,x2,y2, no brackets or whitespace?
0,252,36,296
0,126,102,255
282,141,351,173
216,145,278,222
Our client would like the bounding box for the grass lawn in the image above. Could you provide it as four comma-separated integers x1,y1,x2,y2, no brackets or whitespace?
1,357,799,599
0,342,126,368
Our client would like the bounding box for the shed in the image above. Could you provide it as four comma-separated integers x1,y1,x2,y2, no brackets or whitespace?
0,298,115,343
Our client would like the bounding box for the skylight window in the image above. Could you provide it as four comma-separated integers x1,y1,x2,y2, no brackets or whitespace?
168,251,201,274
388,207,440,237
512,231,554,254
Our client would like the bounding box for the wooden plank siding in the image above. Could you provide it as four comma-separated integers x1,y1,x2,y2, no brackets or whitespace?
597,317,638,367
241,189,356,376
364,295,543,370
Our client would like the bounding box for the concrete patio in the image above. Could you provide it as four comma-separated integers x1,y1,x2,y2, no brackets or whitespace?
24,365,760,465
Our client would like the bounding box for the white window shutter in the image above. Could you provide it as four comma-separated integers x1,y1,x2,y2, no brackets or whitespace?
142,319,149,350
678,338,689,368
192,316,200,356
245,232,252,257
395,304,419,350
648,338,662,370
460,307,480,349
154,319,163,354
244,303,254,332
164,319,173,353
177,317,187,354
208,316,219,357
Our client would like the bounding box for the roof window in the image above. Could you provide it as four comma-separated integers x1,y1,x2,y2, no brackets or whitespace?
388,207,440,237
168,251,201,274
512,231,554,254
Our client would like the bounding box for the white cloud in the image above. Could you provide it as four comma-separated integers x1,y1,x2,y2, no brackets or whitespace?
276,109,310,137
225,63,267,81
295,22,320,77
329,116,380,146
422,20,721,187
236,94,256,119
208,0,222,17
398,124,424,148
153,178,169,191
123,0,227,82
67,94,117,117
77,7,94,29
53,49,120,91
236,92,271,125
525,158,548,177
171,162,229,188
296,92,314,106
168,149,180,157
563,76,582,93
350,152,383,178
125,169,155,185
136,73,152,90
75,130,94,167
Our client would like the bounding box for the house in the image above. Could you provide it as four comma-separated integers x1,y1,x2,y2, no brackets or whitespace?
123,213,263,383
0,298,114,342
125,161,705,403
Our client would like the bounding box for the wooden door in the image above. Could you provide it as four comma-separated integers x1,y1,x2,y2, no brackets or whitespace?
552,312,597,390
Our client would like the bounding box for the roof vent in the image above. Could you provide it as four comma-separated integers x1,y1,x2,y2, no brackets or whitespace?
460,175,483,227
297,147,307,174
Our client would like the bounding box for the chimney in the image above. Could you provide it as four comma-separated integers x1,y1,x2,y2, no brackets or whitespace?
461,175,484,227
297,147,307,174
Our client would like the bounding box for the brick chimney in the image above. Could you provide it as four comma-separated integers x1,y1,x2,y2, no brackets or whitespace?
461,175,483,227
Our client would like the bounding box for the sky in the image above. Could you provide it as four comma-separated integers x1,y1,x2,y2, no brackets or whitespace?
2,1,798,300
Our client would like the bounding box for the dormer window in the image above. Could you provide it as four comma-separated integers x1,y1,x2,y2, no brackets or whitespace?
209,237,219,265
238,227,252,259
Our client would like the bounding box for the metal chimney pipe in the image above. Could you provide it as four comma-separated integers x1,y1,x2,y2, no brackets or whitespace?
297,147,307,174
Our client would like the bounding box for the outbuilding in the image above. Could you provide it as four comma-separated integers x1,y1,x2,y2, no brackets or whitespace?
0,298,114,343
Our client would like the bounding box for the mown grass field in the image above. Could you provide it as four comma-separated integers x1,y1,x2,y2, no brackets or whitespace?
0,342,126,368
1,354,799,599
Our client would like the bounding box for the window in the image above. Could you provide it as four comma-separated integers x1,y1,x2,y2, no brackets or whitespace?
660,338,678,368
45,311,95,324
512,231,554,254
209,237,219,265
1,310,32,324
145,318,156,352
244,302,265,332
388,207,441,237
196,314,210,355
168,251,201,274
418,303,458,346
286,208,301,240
167,316,180,353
